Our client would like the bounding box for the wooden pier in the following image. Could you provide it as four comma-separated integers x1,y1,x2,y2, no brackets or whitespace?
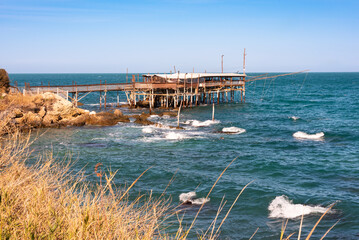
13,72,247,109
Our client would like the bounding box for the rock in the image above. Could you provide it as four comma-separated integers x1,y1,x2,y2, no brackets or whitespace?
136,100,150,108
132,113,155,125
86,112,120,126
24,112,42,128
38,106,46,118
114,109,123,117
0,69,10,94
161,111,177,117
60,113,88,127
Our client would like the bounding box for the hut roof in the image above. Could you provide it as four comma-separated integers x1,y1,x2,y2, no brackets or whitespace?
143,73,246,80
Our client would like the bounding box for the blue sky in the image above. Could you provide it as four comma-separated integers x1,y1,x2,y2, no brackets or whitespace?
1,0,358,73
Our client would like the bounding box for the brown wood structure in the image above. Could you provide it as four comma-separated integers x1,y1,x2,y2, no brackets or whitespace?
14,72,247,109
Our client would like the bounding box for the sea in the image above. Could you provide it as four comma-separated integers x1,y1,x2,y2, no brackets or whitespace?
9,72,359,239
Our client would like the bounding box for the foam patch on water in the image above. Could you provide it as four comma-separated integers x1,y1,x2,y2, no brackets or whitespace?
165,132,187,140
179,192,210,205
290,116,300,121
222,127,246,134
268,195,328,219
185,119,220,127
142,127,154,134
293,131,324,140
149,115,160,119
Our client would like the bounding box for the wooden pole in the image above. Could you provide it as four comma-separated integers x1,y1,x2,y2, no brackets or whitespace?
126,68,128,83
221,54,224,73
212,102,215,121
243,48,246,74
177,101,182,128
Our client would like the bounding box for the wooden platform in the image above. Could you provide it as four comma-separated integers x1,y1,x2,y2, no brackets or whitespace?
12,72,247,108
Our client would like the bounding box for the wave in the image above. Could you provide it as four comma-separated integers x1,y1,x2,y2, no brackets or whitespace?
142,127,154,134
290,116,300,121
165,132,187,140
293,131,324,140
185,119,220,127
179,191,210,205
221,127,246,134
268,195,328,219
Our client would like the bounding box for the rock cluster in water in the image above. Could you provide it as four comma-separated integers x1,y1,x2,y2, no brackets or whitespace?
0,92,131,133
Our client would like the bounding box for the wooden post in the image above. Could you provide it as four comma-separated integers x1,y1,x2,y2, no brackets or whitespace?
177,101,182,128
221,54,224,73
166,89,169,108
243,48,246,75
104,80,107,109
212,103,215,121
117,91,120,107
126,68,128,83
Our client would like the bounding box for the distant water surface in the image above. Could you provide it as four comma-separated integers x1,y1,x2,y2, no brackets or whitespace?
9,72,359,239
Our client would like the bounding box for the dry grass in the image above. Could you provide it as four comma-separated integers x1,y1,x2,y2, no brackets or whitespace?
0,93,39,111
0,129,171,239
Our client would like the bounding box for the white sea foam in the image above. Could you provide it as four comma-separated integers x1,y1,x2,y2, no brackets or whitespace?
268,195,328,219
162,115,170,119
293,131,324,140
222,127,246,134
165,132,187,140
290,116,300,121
179,192,210,205
149,115,160,118
185,119,220,127
89,111,96,115
142,127,154,134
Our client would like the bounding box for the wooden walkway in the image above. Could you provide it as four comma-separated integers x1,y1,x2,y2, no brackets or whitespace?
12,73,247,108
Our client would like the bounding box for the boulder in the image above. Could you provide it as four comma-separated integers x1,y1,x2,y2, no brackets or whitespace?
114,109,123,117
132,113,154,126
86,112,120,126
161,111,178,117
0,69,10,94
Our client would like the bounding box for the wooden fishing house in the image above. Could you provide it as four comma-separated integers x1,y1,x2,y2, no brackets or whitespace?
130,72,247,108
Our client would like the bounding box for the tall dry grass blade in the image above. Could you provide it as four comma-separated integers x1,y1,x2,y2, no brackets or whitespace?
214,181,253,236
280,219,289,240
249,227,259,240
204,196,226,239
182,157,237,239
305,203,335,240
319,219,340,240
285,232,295,240
298,214,304,240
118,166,153,202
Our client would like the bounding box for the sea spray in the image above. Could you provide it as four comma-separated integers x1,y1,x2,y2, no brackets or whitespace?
293,131,324,140
179,192,210,205
221,127,246,134
184,119,220,127
268,195,328,219
165,132,187,140
290,116,300,121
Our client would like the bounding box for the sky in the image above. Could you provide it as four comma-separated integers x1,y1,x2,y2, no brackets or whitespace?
0,0,358,73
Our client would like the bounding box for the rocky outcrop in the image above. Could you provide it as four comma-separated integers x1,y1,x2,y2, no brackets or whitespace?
0,92,176,134
86,112,130,126
0,69,10,94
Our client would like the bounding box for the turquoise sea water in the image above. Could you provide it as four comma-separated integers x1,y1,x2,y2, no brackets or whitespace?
9,73,359,239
